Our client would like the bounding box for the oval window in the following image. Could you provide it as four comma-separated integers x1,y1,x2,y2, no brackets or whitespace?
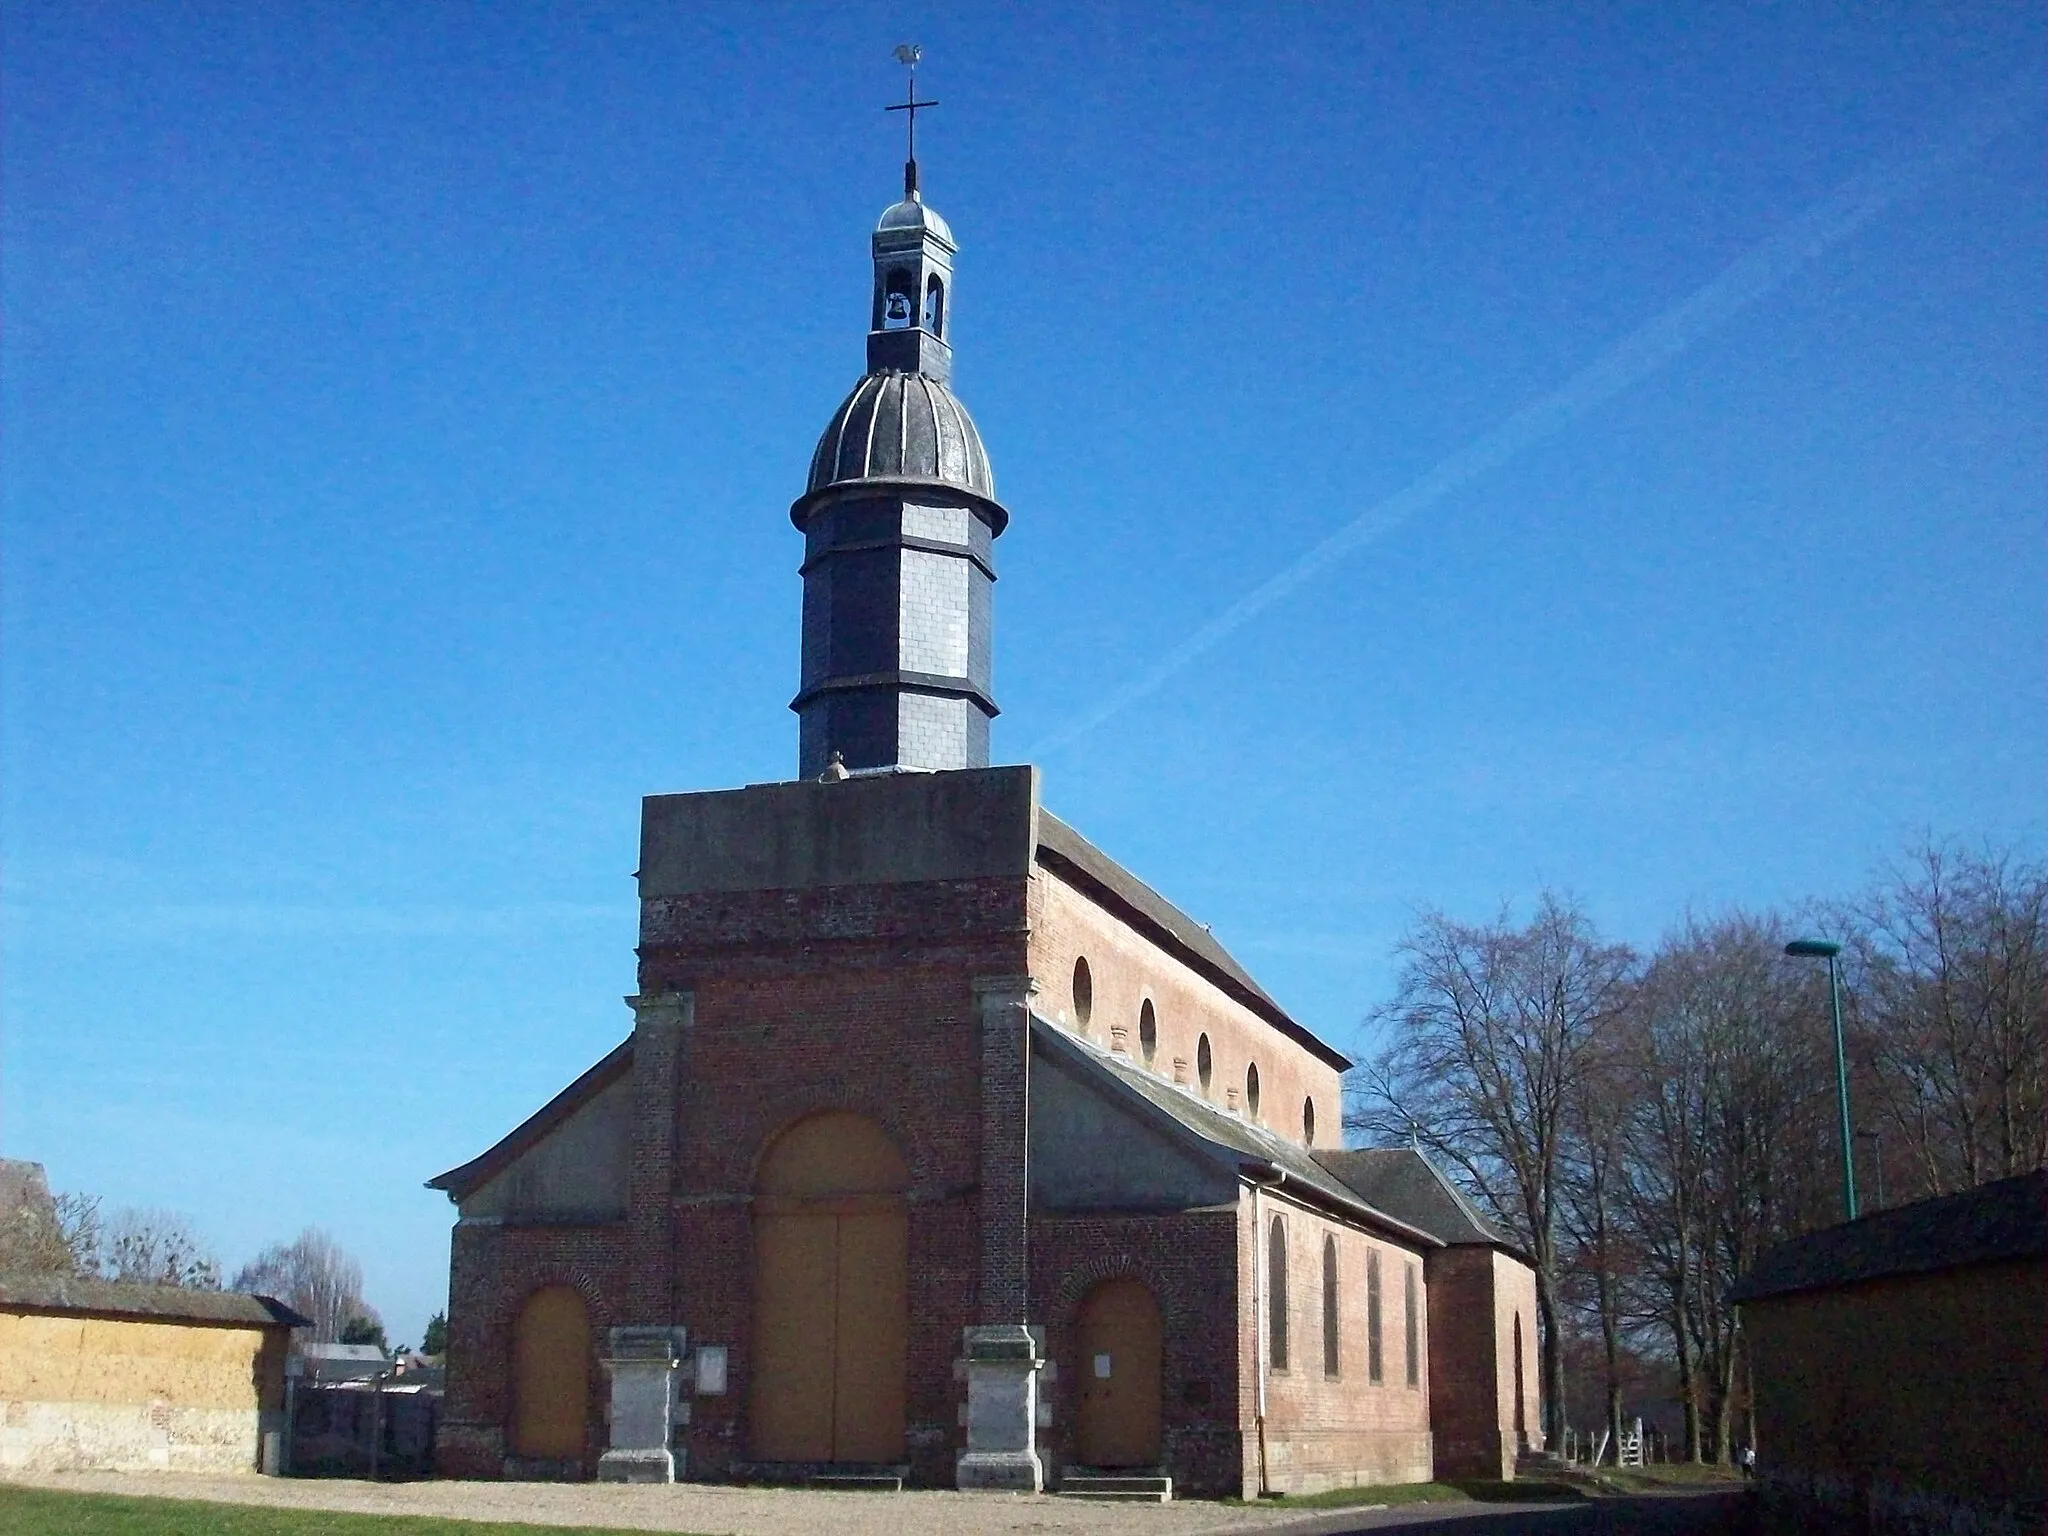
1196,1033,1213,1093
1072,957,1093,1028
1139,999,1157,1063
1303,1096,1317,1145
1246,1063,1262,1119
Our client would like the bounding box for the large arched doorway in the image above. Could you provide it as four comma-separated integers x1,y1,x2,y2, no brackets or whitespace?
751,1111,909,1463
511,1284,590,1460
1074,1277,1163,1468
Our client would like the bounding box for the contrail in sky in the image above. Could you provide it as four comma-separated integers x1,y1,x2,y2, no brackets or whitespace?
1031,73,2038,758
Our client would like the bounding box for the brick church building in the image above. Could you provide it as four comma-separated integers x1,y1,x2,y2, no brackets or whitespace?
430,127,1540,1499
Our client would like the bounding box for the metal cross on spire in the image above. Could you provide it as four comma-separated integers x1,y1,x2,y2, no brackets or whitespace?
885,43,938,199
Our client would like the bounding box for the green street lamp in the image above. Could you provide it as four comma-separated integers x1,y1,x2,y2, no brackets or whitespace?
1786,938,1858,1221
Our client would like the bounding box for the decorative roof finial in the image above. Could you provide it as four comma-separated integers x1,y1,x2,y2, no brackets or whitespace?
886,43,938,200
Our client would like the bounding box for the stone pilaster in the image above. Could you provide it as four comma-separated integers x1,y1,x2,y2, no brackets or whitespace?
625,991,693,1324
597,1326,687,1483
956,1324,1045,1492
962,975,1043,1491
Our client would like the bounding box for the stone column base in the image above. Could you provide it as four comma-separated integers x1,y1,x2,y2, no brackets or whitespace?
596,1446,677,1483
956,1324,1045,1493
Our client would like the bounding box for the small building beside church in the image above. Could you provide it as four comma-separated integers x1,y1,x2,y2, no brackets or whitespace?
0,1271,305,1475
430,128,1539,1498
1733,1170,2046,1536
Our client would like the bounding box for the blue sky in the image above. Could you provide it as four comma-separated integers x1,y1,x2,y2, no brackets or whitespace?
3,3,2041,1343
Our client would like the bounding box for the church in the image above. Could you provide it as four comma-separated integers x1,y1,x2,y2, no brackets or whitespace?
429,108,1540,1499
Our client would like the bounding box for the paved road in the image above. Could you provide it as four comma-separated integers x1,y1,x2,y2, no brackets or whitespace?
1263,1488,1752,1536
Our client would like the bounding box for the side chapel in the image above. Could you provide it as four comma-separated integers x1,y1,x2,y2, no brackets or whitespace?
430,111,1541,1499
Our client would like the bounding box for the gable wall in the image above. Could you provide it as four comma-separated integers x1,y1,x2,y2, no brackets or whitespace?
1029,1040,1238,1211
1028,865,1343,1154
458,1075,632,1224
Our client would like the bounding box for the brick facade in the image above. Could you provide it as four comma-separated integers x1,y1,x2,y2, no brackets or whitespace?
433,770,1523,1496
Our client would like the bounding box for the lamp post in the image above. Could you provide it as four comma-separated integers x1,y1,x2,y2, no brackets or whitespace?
1786,938,1857,1221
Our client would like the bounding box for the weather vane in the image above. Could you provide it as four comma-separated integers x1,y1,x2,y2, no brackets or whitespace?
886,43,938,199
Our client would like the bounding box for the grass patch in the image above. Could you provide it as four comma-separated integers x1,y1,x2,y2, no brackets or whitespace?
1588,1464,1748,1493
1222,1480,1474,1509
0,1484,698,1536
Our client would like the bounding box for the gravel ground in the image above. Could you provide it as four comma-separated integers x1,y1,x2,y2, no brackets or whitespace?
5,1470,1325,1536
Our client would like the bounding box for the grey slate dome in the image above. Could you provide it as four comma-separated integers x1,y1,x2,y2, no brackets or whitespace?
876,196,956,248
806,370,995,500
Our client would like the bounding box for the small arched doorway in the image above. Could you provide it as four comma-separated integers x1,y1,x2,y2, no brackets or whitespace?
751,1110,909,1463
1074,1277,1163,1468
511,1284,590,1461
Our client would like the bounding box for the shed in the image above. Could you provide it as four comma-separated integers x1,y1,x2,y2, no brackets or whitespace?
1732,1169,2047,1535
0,1273,309,1474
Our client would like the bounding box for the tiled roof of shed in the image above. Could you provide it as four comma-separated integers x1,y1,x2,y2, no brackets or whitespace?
1730,1168,2047,1304
1315,1147,1523,1256
0,1273,310,1329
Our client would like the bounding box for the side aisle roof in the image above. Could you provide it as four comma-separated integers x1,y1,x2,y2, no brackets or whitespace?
1031,1017,1438,1250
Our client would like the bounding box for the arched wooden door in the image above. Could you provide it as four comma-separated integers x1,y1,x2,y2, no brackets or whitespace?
1074,1277,1163,1468
751,1111,909,1463
512,1284,589,1460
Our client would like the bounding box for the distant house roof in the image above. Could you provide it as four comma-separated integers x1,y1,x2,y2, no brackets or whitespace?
1315,1147,1525,1258
0,1273,309,1330
298,1342,390,1363
1031,1017,1441,1250
1035,813,1352,1072
1731,1168,2048,1305
426,1035,634,1201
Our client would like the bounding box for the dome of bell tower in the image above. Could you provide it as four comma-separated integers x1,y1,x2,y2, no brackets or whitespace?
804,371,997,508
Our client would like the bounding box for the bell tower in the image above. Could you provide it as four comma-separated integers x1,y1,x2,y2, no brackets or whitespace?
789,57,1007,779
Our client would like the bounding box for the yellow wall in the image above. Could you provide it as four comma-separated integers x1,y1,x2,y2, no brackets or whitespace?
1744,1259,2046,1509
0,1307,286,1474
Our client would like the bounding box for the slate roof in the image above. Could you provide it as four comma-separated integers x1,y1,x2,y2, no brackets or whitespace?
876,196,956,246
806,371,995,500
0,1273,310,1329
1032,1017,1440,1250
1315,1147,1523,1257
1730,1168,2048,1304
1036,813,1351,1072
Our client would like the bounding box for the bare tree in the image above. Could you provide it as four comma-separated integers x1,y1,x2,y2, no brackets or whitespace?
1558,1043,1632,1461
1615,913,1838,1460
0,1164,102,1276
1847,841,2047,1199
99,1207,224,1289
233,1228,375,1343
1349,891,1635,1448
